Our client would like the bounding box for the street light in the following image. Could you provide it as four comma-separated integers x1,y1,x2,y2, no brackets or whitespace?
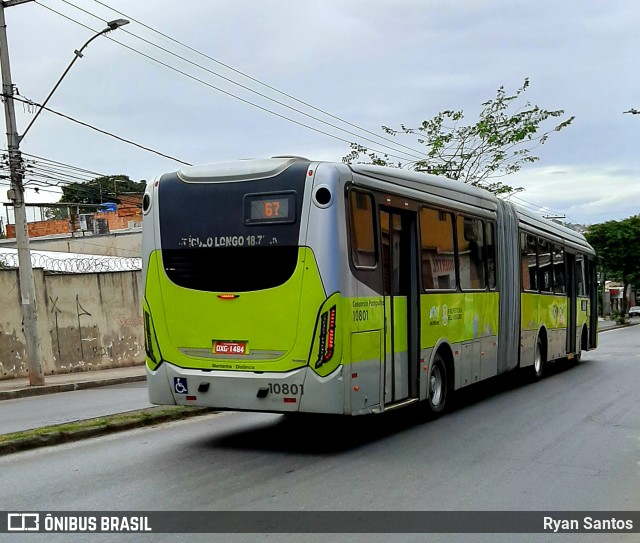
0,11,129,385
20,19,130,143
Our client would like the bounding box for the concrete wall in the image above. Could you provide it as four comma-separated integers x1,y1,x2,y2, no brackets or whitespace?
0,268,144,380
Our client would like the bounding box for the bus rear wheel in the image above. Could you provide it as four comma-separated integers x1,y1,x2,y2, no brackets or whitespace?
425,353,448,418
531,337,545,381
573,327,587,365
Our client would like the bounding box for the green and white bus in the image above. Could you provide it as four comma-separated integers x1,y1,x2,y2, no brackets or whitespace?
142,157,597,416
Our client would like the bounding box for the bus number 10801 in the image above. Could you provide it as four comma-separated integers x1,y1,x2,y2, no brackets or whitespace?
267,383,304,395
353,309,369,322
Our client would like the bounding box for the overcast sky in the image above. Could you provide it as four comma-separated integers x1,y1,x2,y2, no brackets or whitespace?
1,0,638,225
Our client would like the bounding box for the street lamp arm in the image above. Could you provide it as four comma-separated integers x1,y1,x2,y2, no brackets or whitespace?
18,19,129,143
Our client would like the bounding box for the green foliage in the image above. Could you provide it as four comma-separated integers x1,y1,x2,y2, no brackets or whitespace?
45,175,146,220
343,78,574,195
585,216,640,319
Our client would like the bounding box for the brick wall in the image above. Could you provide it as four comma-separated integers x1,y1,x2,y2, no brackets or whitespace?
5,219,71,239
5,206,142,239
99,207,143,232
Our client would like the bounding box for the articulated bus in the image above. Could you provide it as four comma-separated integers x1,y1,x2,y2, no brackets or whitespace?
142,157,598,416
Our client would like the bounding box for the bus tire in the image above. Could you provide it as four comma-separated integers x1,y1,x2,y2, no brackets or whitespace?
425,352,448,418
578,326,588,362
572,326,588,365
531,336,545,381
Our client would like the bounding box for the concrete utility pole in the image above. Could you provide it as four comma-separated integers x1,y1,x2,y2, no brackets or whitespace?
0,0,44,385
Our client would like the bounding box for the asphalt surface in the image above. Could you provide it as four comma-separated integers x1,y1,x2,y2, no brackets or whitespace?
0,381,152,435
0,318,631,436
1,325,638,543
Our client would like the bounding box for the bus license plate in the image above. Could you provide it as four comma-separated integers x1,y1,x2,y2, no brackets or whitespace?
213,341,247,355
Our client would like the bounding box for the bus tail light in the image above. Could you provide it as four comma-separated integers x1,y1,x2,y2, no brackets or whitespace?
315,305,337,369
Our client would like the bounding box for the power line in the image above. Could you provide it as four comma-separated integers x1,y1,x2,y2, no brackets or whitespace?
20,151,107,177
5,93,192,166
73,0,429,160
1,151,145,200
26,161,99,181
26,163,96,181
507,194,578,224
34,2,421,164
1,157,139,207
26,165,96,183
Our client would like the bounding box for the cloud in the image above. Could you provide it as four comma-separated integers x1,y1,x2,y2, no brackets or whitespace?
0,0,638,231
509,164,640,224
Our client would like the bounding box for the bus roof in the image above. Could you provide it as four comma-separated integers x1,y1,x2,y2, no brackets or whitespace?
176,157,307,183
513,202,594,254
170,157,593,254
350,163,498,213
349,164,593,254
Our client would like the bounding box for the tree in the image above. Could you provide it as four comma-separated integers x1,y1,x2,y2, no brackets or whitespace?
585,216,640,322
45,175,146,219
343,78,574,195
624,108,639,115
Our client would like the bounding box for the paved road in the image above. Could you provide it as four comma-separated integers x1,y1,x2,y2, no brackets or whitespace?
1,326,638,542
0,381,152,434
0,320,630,436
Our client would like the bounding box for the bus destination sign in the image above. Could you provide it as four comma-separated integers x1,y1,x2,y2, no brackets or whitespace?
245,192,296,224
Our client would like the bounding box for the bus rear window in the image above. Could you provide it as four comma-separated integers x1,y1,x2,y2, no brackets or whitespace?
163,247,298,292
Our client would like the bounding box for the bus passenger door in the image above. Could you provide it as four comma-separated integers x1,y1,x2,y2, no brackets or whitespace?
566,252,577,354
380,209,419,405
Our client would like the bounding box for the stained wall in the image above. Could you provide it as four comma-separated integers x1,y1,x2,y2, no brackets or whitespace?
0,268,143,379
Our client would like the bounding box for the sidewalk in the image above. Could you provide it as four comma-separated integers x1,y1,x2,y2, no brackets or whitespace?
598,316,638,332
0,364,146,401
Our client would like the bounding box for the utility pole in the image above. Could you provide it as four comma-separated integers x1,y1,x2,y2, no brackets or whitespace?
0,0,44,385
1,4,126,386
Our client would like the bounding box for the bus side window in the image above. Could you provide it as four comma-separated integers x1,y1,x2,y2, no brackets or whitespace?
521,232,538,291
419,207,456,290
348,190,377,268
458,216,486,290
538,238,552,293
576,254,586,296
485,222,496,290
553,244,566,293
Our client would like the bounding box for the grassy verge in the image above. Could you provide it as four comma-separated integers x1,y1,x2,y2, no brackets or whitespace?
0,406,215,455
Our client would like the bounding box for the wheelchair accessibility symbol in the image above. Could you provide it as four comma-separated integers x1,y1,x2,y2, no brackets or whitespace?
173,377,188,394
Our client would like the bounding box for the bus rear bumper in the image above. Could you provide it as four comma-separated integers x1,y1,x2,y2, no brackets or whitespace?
147,361,345,414
147,362,176,405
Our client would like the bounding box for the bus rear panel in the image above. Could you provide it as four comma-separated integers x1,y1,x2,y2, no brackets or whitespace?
143,158,352,414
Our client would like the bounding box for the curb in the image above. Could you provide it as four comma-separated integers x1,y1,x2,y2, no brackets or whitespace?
598,321,639,333
0,374,146,401
0,406,215,456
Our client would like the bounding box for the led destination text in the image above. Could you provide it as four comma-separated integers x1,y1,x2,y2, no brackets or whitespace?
179,235,268,248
